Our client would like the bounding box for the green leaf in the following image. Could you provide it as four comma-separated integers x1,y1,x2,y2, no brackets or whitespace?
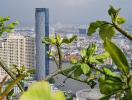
50,36,56,44
98,76,122,95
88,20,116,40
56,34,62,45
14,20,19,25
0,16,18,36
4,16,10,21
103,68,118,77
62,35,77,44
123,92,132,100
62,37,69,44
89,57,104,64
74,68,83,78
102,68,122,82
63,64,79,76
81,63,90,74
94,52,110,60
80,49,86,57
104,39,130,75
69,35,77,43
108,5,126,25
9,20,18,27
63,64,83,78
42,36,57,45
100,95,111,100
20,81,66,100
47,51,53,57
0,16,10,22
116,16,126,24
6,23,16,29
86,43,97,58
73,64,83,78
99,24,115,40
87,21,105,36
42,37,51,44
63,67,75,75
70,58,78,64
108,5,121,22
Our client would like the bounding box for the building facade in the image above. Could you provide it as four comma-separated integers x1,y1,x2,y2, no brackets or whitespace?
35,8,49,80
0,34,35,81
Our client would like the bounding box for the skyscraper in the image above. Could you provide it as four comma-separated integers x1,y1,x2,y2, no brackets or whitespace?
35,8,49,80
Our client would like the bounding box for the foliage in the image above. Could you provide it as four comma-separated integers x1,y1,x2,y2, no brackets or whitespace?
0,5,131,100
88,21,116,40
18,5,132,100
104,39,129,75
20,81,66,100
0,16,32,99
41,5,132,100
87,5,132,99
0,16,19,36
0,65,32,99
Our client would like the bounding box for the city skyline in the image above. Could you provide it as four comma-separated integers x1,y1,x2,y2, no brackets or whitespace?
0,0,132,27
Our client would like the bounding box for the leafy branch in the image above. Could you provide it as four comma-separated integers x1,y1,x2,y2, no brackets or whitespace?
87,6,132,99
0,58,24,92
0,16,33,99
0,75,25,100
0,16,25,92
112,22,132,40
88,6,132,41
42,6,132,100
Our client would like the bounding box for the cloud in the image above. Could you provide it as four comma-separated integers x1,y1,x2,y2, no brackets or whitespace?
0,0,131,26
56,0,90,6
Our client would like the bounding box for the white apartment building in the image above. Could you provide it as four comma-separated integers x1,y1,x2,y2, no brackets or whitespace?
0,33,35,81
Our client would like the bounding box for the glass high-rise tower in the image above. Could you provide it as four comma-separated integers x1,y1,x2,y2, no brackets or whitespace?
35,8,49,80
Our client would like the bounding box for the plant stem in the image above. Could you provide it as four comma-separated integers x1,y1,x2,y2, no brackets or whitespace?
0,58,24,92
0,75,25,100
44,69,64,81
55,33,62,68
56,46,62,68
52,56,59,68
62,67,79,83
87,63,123,80
112,23,132,41
44,67,89,84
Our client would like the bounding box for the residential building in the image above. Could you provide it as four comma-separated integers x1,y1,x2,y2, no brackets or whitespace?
0,33,35,81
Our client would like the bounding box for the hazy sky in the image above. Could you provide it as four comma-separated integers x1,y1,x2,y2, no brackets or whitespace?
0,0,132,27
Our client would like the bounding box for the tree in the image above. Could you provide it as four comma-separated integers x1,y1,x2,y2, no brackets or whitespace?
40,6,132,100
0,16,32,99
